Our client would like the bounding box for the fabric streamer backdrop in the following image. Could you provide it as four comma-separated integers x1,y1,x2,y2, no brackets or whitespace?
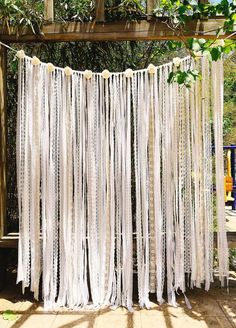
16,54,228,310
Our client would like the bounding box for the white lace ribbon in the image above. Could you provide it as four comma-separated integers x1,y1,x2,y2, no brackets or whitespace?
16,56,228,309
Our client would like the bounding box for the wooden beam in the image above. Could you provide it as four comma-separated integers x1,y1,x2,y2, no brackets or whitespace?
0,232,236,249
95,0,105,22
0,18,234,42
44,0,54,22
225,232,236,248
0,233,18,248
0,249,8,290
0,45,7,240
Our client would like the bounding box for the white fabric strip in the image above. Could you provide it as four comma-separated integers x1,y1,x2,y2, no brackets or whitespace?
16,55,228,310
212,59,229,285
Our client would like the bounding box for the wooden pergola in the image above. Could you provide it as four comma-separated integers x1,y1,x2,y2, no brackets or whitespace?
0,0,235,259
0,0,234,42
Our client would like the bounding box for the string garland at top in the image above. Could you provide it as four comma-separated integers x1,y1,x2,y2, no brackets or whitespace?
10,42,229,310
13,47,184,76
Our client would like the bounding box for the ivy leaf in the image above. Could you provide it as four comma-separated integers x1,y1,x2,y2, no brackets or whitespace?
198,38,206,45
210,47,221,61
2,310,19,321
178,5,187,15
224,47,231,54
192,43,201,52
186,38,193,49
167,68,201,88
167,71,174,83
191,39,201,52
176,71,187,84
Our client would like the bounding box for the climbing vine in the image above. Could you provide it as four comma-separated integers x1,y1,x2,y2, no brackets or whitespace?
155,0,236,87
155,0,236,34
0,0,236,87
167,37,236,87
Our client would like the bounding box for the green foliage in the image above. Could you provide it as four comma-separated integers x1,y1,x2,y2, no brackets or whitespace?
0,0,43,34
1,0,236,88
167,68,200,88
55,0,147,22
155,0,236,33
54,0,95,22
105,0,146,21
223,116,233,136
229,248,236,270
223,56,236,145
187,38,236,61
224,75,236,103
154,0,236,86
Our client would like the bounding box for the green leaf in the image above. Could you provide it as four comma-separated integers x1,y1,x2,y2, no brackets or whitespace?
178,5,187,15
176,72,187,84
186,38,193,49
192,43,201,52
192,39,201,52
210,47,221,61
2,310,19,321
167,71,174,83
198,38,206,45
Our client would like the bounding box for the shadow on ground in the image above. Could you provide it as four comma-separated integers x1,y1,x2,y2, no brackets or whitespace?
0,271,236,328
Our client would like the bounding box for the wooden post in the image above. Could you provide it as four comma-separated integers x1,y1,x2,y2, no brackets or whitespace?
0,45,7,240
44,0,54,22
95,0,105,22
147,0,160,18
0,249,7,289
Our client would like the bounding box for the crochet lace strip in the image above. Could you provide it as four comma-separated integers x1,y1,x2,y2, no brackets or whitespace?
16,56,228,309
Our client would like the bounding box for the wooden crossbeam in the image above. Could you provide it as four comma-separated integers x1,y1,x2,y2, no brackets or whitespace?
0,18,234,42
1,232,236,249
